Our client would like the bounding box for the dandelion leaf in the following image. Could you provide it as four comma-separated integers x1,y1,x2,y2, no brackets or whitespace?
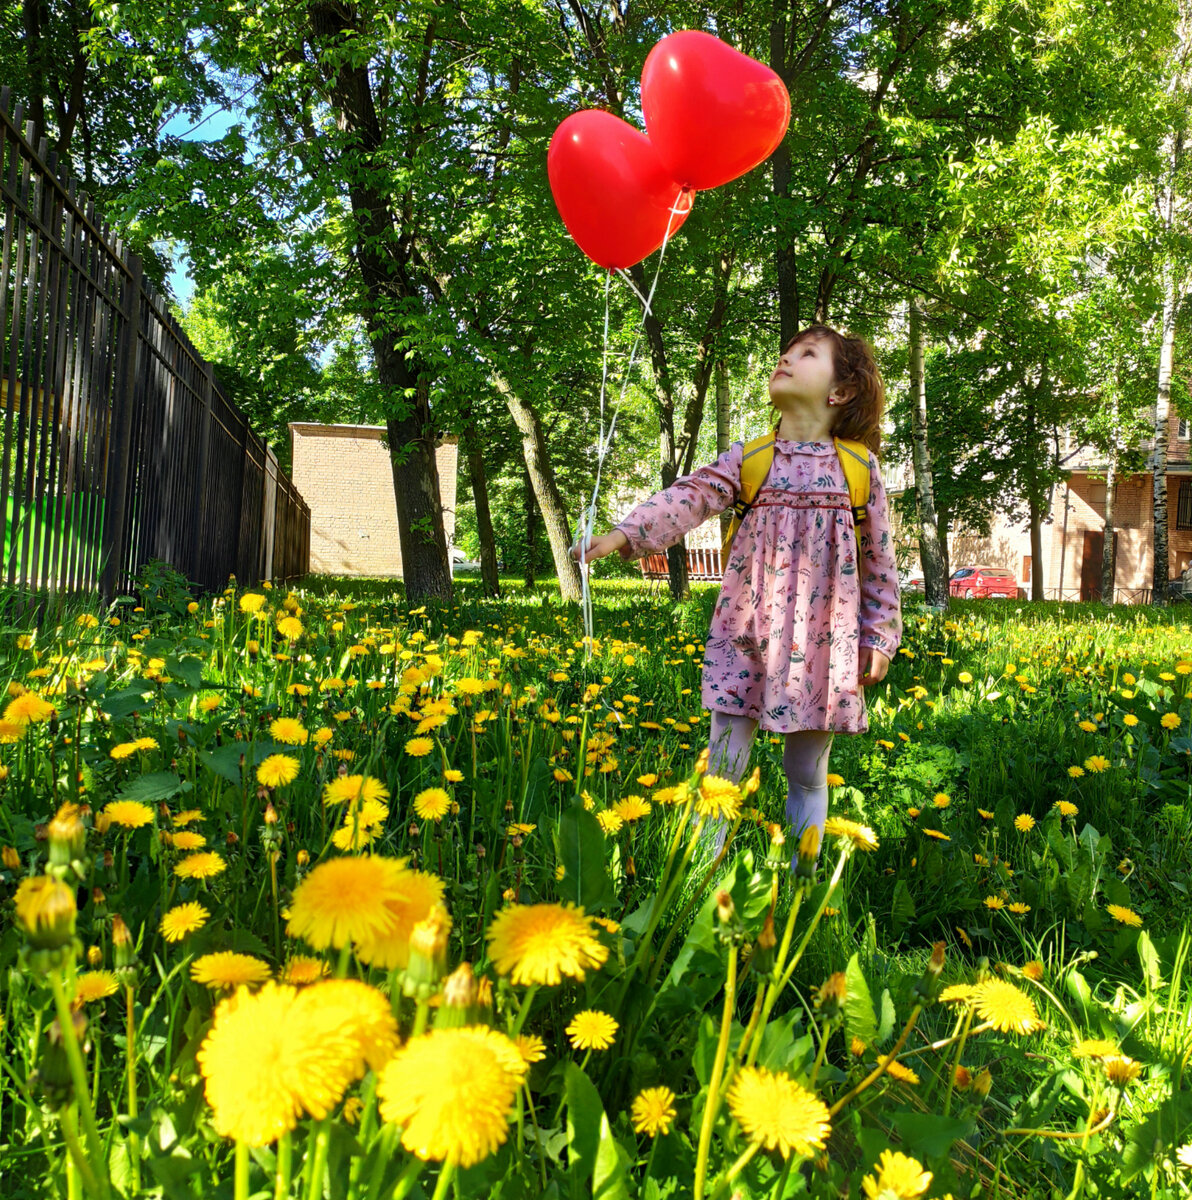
877,987,896,1045
1137,929,1162,991
887,1110,975,1158
555,802,614,912
890,879,916,935
593,1109,632,1200
116,771,186,804
563,1063,604,1186
843,952,877,1048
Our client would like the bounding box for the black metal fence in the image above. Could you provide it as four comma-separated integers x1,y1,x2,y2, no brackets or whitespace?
0,87,309,601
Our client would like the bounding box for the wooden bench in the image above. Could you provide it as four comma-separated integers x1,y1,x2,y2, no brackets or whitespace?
638,548,724,582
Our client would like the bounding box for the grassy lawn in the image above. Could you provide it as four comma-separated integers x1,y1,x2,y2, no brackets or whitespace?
0,569,1189,1198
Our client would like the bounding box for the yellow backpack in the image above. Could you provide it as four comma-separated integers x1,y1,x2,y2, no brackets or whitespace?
720,427,872,563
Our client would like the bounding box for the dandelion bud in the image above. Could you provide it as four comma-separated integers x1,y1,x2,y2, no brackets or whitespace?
2,845,20,871
87,945,103,968
850,1036,867,1057
226,831,239,846
47,804,87,881
716,890,735,926
475,974,493,1011
296,848,310,867
953,1064,972,1091
913,941,947,1005
15,876,77,950
751,913,778,975
743,766,761,796
91,887,107,917
972,1067,993,1096
402,905,451,998
437,962,479,1029
35,1008,88,1109
794,825,821,882
694,747,710,776
93,810,111,836
813,972,848,1022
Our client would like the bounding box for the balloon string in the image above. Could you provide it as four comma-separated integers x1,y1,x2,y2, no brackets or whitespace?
578,187,688,663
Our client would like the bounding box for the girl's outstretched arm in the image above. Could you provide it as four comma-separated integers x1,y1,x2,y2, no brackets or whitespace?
858,451,903,659
612,442,744,562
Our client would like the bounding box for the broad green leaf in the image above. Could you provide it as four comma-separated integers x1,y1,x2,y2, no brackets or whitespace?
555,802,612,912
116,771,186,804
564,1063,603,1187
843,952,877,1048
593,1111,632,1200
888,1110,975,1158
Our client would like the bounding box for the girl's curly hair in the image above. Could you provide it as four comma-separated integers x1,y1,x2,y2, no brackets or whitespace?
767,324,886,457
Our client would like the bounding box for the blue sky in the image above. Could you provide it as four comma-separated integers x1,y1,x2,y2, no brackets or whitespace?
158,100,248,309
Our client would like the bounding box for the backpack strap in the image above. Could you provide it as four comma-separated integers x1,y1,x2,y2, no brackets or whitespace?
720,432,776,563
834,437,872,554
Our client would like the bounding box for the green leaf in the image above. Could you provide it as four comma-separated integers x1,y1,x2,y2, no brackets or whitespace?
843,952,877,1048
555,802,613,912
876,988,896,1046
1137,929,1163,991
564,1063,603,1187
101,685,155,721
593,1110,632,1200
887,1110,975,1158
165,654,204,689
116,771,186,804
890,879,916,935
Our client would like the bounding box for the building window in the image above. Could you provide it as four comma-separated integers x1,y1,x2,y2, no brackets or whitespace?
1178,480,1192,531
1180,418,1191,440
1022,555,1031,583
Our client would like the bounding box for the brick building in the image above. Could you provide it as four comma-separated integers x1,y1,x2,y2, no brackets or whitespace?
904,408,1192,604
289,423,459,576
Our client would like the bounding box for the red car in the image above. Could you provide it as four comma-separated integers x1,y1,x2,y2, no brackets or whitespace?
949,566,1019,599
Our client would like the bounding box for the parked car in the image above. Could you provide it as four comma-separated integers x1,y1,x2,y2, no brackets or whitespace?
949,566,1019,599
900,571,924,593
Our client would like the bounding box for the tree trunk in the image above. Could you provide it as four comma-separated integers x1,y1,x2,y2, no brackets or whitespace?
1101,412,1118,605
523,462,538,591
459,399,500,598
908,294,948,608
492,370,583,601
382,375,452,603
716,359,733,551
1153,259,1179,606
1029,491,1045,602
1025,367,1048,603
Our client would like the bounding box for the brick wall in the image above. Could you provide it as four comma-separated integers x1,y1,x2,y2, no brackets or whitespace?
289,423,458,576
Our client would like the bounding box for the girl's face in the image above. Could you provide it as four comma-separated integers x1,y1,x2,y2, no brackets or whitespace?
768,335,838,407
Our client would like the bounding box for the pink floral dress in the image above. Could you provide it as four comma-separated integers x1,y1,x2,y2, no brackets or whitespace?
613,436,902,734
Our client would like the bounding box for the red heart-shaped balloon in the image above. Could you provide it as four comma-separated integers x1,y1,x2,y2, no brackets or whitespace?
641,30,791,190
547,110,695,270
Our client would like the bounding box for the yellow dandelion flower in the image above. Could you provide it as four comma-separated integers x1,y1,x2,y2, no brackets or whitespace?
878,1056,919,1085
238,593,266,614
1078,720,1098,733
595,809,623,835
102,800,155,829
939,984,976,1004
1103,1055,1142,1085
972,979,1044,1034
74,971,120,1004
109,741,143,760
1067,765,1085,778
1014,813,1036,833
413,787,451,822
861,1149,932,1199
404,737,435,758
612,795,651,822
923,829,951,841
487,902,609,986
171,831,206,852
353,866,445,971
376,1025,525,1167
160,901,209,943
1008,902,1031,915
826,773,845,787
1055,800,1078,817
269,718,309,745
1074,1038,1119,1059
257,755,301,788
1161,712,1181,730
191,951,272,991
726,1065,831,1159
1106,904,1143,927
276,617,304,641
694,774,741,822
1084,755,1110,773
322,775,389,809
932,793,951,809
514,1034,546,1066
822,817,879,852
288,855,416,951
173,809,202,827
4,691,55,725
566,1009,618,1051
631,1086,677,1137
175,852,227,880
983,895,1005,910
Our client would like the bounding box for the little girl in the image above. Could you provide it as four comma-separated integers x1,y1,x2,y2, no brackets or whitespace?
570,323,902,852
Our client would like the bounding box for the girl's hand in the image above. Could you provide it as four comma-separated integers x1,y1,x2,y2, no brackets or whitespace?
858,647,891,687
569,531,626,564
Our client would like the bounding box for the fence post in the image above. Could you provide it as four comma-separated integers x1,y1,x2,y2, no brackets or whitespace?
190,362,215,587
100,251,142,603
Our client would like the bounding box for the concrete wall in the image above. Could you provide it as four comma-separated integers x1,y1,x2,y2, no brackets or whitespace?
289,423,458,576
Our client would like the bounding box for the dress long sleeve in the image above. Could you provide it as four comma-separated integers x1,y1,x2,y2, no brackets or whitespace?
857,451,903,659
612,442,743,562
